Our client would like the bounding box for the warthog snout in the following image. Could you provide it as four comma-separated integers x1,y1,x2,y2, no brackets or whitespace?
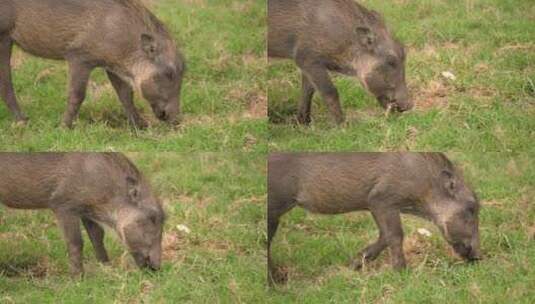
132,252,160,271
453,242,481,262
155,108,169,121
378,87,413,113
152,99,180,125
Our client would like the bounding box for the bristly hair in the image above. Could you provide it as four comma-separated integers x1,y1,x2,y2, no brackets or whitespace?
421,152,456,172
114,0,168,34
103,152,142,179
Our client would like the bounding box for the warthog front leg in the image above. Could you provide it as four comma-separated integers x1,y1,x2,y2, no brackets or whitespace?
62,60,92,128
55,211,84,277
296,51,344,124
82,218,109,263
106,71,148,129
0,35,27,123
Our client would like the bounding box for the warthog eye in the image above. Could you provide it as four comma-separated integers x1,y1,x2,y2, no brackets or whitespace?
467,205,476,215
162,66,176,81
165,70,174,81
386,55,398,68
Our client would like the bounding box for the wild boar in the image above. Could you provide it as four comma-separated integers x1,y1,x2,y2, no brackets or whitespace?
0,0,185,128
0,153,165,276
268,0,412,124
268,152,480,283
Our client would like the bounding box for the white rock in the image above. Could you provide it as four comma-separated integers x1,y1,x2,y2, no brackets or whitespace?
176,224,191,234
441,71,456,81
417,228,432,237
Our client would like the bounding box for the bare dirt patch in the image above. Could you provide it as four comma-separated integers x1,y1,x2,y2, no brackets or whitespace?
162,231,187,261
411,80,450,109
495,43,535,55
0,257,49,278
226,87,267,119
468,85,498,101
178,194,214,209
404,232,434,265
202,239,232,255
271,265,290,284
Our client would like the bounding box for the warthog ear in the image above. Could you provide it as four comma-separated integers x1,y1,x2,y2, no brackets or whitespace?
355,26,376,50
141,33,159,59
441,170,457,195
126,176,141,203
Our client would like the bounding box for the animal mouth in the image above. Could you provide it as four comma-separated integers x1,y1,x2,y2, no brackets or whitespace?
452,243,480,262
155,109,169,121
132,252,160,271
378,96,400,112
153,105,179,124
378,96,411,113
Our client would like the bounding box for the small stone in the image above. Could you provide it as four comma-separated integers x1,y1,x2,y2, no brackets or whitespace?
176,224,191,234
417,228,432,237
441,71,456,81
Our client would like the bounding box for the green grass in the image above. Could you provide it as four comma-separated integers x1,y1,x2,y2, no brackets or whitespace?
0,0,267,152
267,152,535,303
1,0,534,303
268,0,535,152
0,152,267,303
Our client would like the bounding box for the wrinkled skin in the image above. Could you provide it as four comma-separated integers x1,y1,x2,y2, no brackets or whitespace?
137,33,185,125
430,170,481,261
268,152,480,284
268,0,412,124
117,176,164,271
0,153,165,277
0,0,185,128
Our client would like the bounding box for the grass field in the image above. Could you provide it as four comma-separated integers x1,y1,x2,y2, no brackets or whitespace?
268,0,535,152
267,152,535,303
0,152,266,303
0,0,267,152
1,0,534,303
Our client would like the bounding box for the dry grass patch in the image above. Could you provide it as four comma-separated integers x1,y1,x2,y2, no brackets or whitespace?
10,51,29,70
162,230,188,261
411,80,450,110
0,255,50,279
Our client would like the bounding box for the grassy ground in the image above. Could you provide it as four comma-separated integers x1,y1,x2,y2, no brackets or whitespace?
267,152,535,303
0,0,266,152
1,0,534,303
268,0,535,152
0,152,266,303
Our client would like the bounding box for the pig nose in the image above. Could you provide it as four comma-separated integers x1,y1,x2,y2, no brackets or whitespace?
466,244,472,253
397,100,413,112
464,245,482,262
156,109,168,121
468,247,482,261
147,259,160,271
